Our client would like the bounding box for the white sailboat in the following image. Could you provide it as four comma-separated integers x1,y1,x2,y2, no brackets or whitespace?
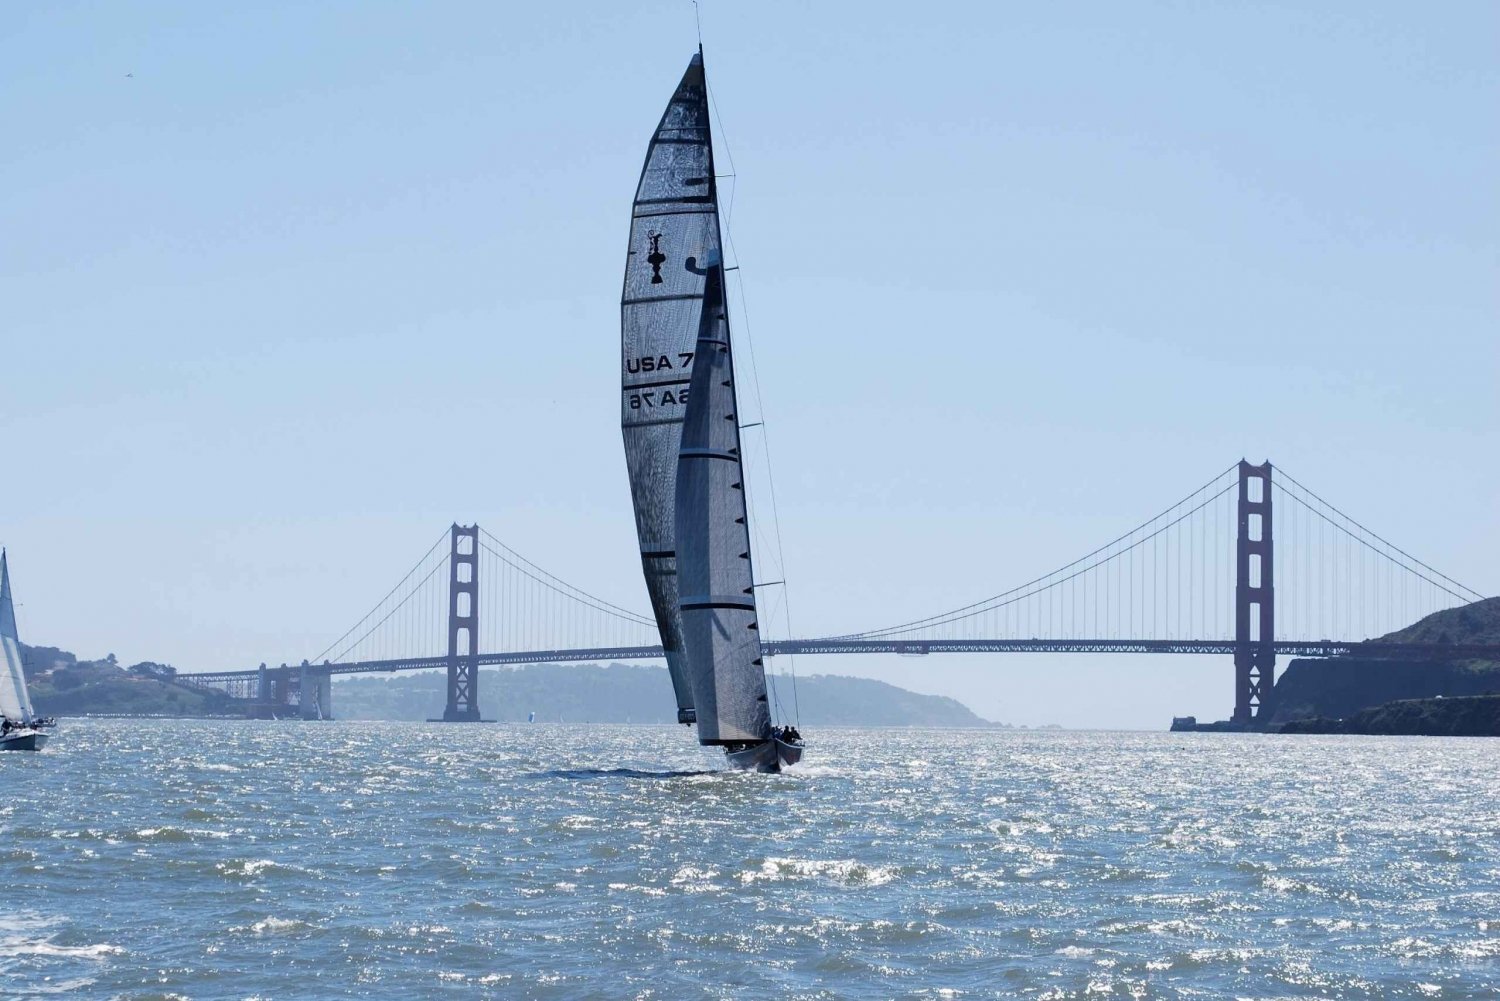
621,51,803,771
0,550,48,752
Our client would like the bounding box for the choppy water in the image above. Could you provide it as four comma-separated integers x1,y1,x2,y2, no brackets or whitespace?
2,721,1497,999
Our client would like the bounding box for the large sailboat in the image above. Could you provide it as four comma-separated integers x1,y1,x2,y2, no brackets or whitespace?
0,550,48,752
620,50,803,772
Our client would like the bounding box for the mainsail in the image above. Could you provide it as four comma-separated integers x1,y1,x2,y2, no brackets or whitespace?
0,550,36,725
674,241,773,746
620,52,721,723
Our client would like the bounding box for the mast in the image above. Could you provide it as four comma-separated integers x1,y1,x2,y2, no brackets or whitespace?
0,550,35,724
620,53,720,724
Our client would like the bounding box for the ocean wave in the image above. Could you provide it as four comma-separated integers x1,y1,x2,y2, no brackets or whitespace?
126,826,230,843
0,937,123,960
740,856,898,886
229,916,318,936
214,858,308,880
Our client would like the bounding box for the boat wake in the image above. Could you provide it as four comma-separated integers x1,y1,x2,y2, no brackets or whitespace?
538,767,722,781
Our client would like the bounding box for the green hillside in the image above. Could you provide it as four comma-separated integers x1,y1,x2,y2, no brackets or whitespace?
19,644,235,717
1269,597,1500,725
1280,694,1500,736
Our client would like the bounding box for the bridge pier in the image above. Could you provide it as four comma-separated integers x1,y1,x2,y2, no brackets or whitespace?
298,660,333,720
440,524,484,721
246,662,276,719
243,663,293,719
1232,460,1275,725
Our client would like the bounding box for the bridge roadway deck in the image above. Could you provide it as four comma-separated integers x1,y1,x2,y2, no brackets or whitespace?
179,639,1500,685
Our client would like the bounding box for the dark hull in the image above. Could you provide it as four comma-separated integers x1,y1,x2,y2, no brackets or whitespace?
723,740,779,772
0,730,47,752
722,734,805,773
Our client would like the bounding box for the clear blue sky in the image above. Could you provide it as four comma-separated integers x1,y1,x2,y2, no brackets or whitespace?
3,2,1495,727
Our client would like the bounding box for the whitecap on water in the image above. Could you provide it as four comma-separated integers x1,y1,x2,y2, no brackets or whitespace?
741,856,897,886
232,916,316,936
214,858,307,880
0,933,123,960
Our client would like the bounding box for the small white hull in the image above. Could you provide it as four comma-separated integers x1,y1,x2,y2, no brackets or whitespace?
0,729,47,752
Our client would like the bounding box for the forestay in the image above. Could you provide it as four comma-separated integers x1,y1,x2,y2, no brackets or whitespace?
620,53,721,721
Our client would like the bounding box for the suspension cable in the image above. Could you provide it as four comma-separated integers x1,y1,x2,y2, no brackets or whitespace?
1274,466,1485,601
862,481,1240,637
1271,482,1479,606
840,464,1239,639
308,527,450,663
324,558,449,663
476,534,655,627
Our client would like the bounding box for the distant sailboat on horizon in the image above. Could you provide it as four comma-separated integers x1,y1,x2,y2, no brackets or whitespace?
1,550,50,751
620,49,803,772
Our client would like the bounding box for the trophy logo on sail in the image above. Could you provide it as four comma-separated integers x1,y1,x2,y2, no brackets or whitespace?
646,232,666,284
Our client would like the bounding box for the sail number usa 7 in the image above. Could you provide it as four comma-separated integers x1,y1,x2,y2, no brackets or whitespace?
626,353,693,374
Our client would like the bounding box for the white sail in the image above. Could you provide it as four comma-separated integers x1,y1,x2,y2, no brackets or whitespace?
0,551,36,724
620,52,721,722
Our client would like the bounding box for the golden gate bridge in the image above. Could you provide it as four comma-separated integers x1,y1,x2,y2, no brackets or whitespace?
179,460,1495,726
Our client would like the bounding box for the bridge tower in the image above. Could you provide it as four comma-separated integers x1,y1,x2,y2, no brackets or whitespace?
1232,460,1275,725
442,523,482,721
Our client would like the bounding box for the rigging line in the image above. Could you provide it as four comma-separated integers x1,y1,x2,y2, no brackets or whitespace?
859,481,1241,636
327,559,449,664
1271,484,1476,606
476,529,655,624
731,342,789,720
709,84,800,723
1274,466,1485,601
476,541,656,627
838,464,1240,640
309,527,451,664
705,75,737,236
723,257,801,724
